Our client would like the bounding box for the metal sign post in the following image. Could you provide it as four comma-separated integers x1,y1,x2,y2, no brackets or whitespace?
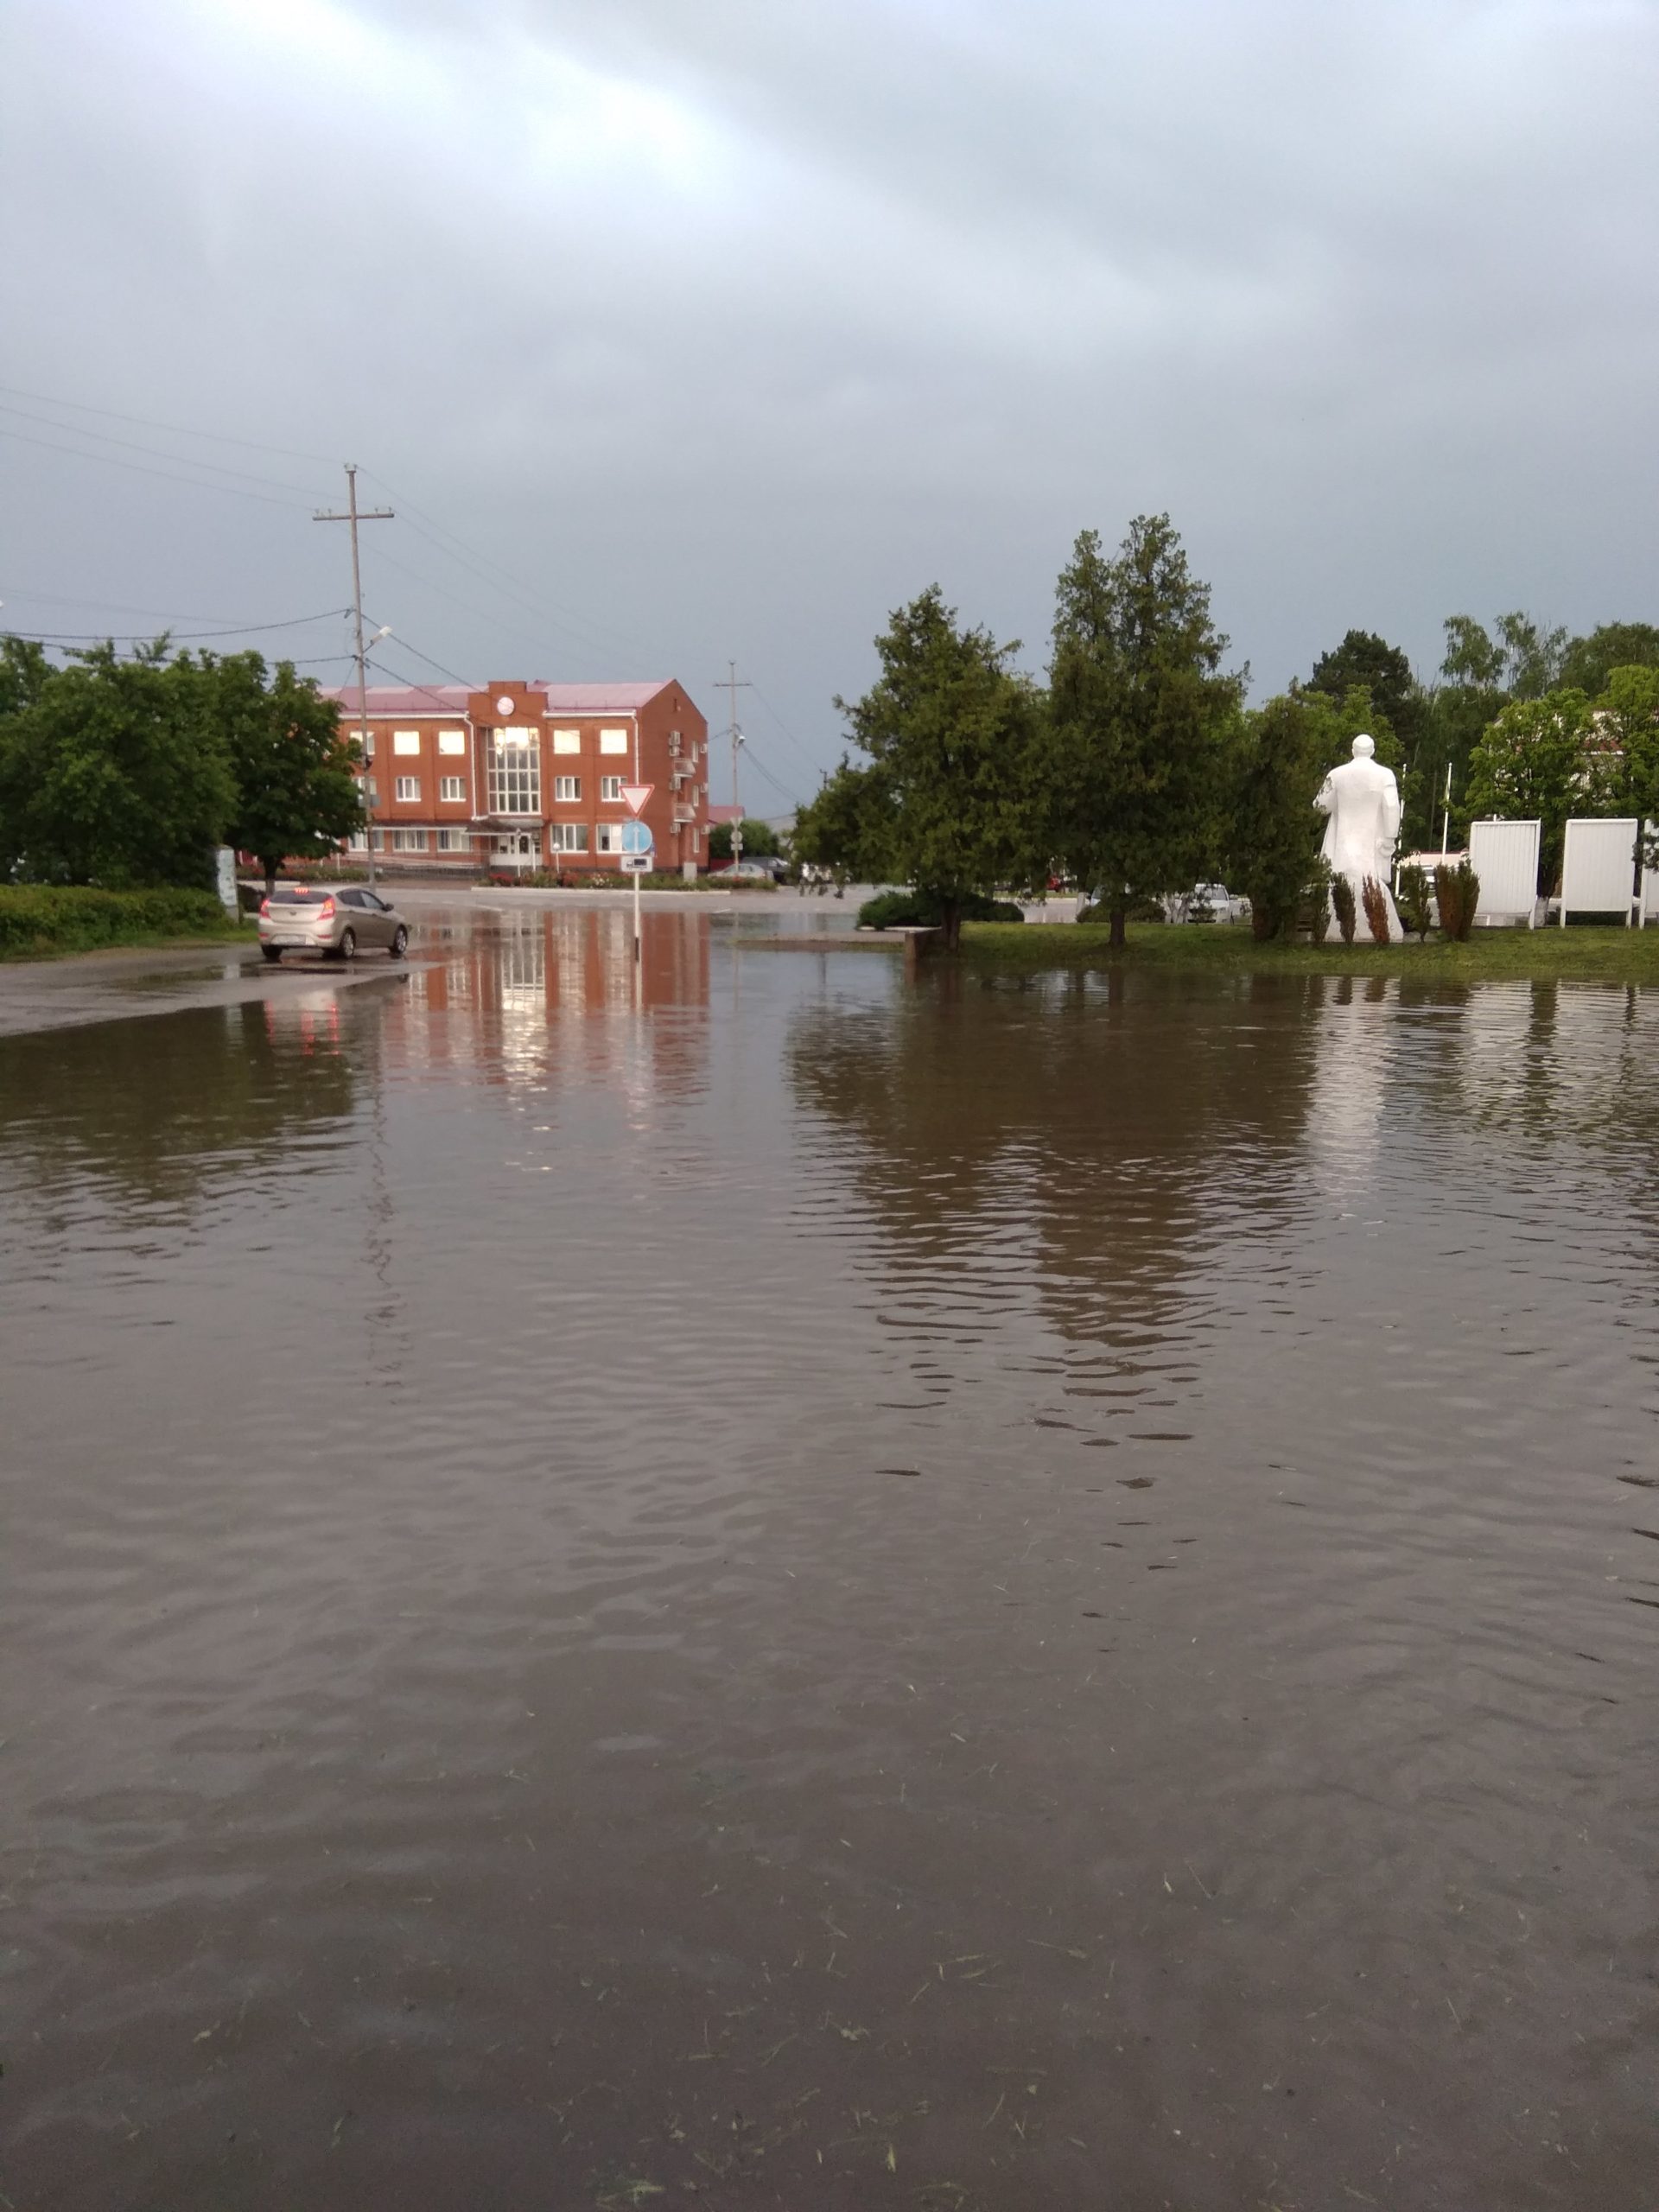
620,788,654,967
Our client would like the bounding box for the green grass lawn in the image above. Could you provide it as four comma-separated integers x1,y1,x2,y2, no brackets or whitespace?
959,919,1659,983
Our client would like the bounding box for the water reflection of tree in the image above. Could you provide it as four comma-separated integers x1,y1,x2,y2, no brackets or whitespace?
0,999,362,1212
785,966,1321,1373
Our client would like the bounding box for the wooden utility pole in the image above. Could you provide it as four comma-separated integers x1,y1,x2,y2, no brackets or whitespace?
716,660,752,874
315,465,393,882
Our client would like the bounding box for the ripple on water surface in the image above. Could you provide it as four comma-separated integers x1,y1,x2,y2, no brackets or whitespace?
2,924,1656,2209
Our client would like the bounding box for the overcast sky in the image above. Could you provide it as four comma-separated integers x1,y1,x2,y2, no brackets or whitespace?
3,0,1657,810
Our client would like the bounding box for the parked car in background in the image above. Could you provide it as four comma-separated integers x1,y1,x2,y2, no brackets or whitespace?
1165,882,1250,925
257,884,410,963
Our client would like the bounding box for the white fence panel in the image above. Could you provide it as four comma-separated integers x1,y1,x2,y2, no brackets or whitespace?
1468,818,1540,926
1641,823,1659,925
1560,817,1638,925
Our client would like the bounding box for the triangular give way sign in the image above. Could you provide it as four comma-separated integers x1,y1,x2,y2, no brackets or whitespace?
620,784,653,816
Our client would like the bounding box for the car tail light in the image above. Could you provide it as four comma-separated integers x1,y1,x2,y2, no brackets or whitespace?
315,897,335,918
259,897,270,916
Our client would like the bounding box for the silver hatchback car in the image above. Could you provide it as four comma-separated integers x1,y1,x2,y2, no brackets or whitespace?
258,883,410,963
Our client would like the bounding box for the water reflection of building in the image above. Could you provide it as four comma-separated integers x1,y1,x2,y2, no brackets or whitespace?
378,907,711,1096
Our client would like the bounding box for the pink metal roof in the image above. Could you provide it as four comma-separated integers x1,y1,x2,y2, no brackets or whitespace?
323,681,675,717
326,686,469,716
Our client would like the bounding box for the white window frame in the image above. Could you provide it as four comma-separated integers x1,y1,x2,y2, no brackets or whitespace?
391,828,427,853
435,827,467,853
551,728,581,755
595,822,624,854
553,775,582,803
487,728,541,817
439,776,465,802
395,776,420,802
600,775,623,802
437,728,467,756
392,729,421,757
550,823,589,853
599,727,629,756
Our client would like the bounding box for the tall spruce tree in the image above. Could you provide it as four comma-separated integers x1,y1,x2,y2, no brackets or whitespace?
1043,517,1240,947
833,587,1040,949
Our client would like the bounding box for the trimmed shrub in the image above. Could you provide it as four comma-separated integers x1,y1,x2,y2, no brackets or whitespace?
1433,859,1480,942
858,889,1024,929
1331,874,1357,944
0,887,235,958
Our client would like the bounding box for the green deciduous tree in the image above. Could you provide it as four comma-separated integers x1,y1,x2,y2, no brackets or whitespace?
0,640,234,887
1042,517,1241,947
1464,690,1609,894
791,757,892,887
206,652,363,895
830,587,1041,950
1560,622,1659,697
708,815,781,863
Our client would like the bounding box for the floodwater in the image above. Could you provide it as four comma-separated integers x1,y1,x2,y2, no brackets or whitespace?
3,905,1656,2211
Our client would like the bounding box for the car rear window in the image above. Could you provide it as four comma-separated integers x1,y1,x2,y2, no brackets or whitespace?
270,886,325,903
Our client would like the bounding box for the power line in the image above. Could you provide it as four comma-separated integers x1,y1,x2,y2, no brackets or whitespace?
0,424,315,510
747,677,833,783
0,401,327,500
362,622,475,688
0,380,339,467
3,606,351,645
363,653,472,713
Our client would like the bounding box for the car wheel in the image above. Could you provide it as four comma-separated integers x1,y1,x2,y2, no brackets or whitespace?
262,946,283,963
338,926,357,960
389,925,409,958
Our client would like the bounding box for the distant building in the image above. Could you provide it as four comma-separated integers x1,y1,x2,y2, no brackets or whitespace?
322,679,711,873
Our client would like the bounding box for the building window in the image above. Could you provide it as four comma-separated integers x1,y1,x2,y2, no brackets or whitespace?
436,827,467,853
360,730,376,760
551,728,580,755
346,832,368,854
599,727,628,756
440,776,465,802
395,776,420,802
392,729,421,757
600,775,623,802
438,728,466,756
365,778,378,804
371,828,385,850
391,829,427,853
550,823,589,853
554,775,581,802
488,729,540,816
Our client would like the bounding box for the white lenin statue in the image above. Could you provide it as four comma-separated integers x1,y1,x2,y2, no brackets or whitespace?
1314,734,1403,942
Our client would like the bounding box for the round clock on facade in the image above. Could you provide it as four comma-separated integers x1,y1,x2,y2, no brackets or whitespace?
495,696,516,716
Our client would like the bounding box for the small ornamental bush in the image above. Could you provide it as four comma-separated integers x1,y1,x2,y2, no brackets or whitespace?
1395,864,1433,941
1304,861,1332,943
1361,874,1391,946
1434,860,1480,942
1331,874,1357,945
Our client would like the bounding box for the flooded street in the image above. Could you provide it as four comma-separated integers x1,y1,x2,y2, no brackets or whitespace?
3,903,1656,2210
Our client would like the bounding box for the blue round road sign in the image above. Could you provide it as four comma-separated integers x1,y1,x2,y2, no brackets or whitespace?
620,820,654,855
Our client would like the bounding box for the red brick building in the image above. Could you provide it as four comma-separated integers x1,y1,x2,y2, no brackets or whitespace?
324,679,711,874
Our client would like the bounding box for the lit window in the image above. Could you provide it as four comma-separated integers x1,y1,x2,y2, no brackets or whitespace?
554,776,581,802
437,729,466,756
436,827,467,853
600,776,623,802
392,729,421,756
395,777,420,802
551,728,581,755
599,727,628,756
550,823,589,853
361,731,376,760
365,779,378,804
487,729,541,816
391,829,427,852
440,776,465,801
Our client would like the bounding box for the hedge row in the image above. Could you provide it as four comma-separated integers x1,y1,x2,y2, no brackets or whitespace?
0,886,238,957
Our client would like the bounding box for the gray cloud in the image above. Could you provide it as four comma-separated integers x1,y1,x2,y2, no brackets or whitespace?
4,0,1657,804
